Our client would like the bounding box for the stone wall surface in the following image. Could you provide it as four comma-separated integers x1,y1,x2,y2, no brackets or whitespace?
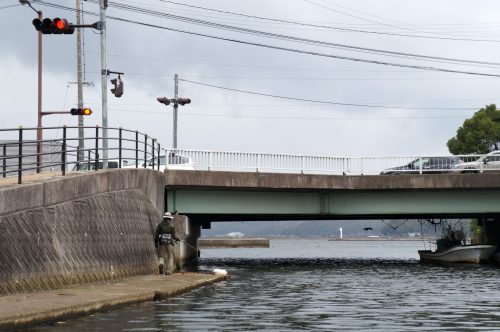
0,169,165,295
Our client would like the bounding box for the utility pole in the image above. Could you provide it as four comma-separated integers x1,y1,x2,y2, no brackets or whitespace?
99,0,108,168
173,74,179,149
76,0,84,165
156,75,191,149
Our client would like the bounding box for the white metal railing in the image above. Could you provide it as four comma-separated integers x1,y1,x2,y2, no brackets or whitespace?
165,148,492,175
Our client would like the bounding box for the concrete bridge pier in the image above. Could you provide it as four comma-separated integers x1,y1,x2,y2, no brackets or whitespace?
173,215,200,271
483,217,500,249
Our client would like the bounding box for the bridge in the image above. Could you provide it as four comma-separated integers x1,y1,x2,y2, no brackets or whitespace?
0,126,499,294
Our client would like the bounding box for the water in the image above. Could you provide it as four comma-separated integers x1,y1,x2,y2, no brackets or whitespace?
32,239,500,331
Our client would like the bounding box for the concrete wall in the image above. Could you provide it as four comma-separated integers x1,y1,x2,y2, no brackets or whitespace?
0,169,165,295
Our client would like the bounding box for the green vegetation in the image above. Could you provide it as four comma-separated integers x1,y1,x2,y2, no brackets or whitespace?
447,104,500,154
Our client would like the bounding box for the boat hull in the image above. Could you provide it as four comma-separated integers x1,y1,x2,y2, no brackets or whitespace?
418,245,496,263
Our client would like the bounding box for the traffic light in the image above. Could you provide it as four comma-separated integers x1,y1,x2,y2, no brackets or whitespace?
177,98,191,106
70,108,93,116
157,97,171,105
32,18,75,34
111,76,123,98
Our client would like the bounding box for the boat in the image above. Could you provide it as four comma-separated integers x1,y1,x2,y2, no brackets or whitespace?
418,245,496,263
418,222,496,263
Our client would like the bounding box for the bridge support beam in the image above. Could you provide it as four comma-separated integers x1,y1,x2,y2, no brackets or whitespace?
172,215,200,271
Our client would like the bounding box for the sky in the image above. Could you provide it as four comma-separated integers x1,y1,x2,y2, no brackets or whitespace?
1,0,500,158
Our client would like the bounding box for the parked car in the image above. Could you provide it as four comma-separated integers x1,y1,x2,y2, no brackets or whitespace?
380,157,463,175
127,153,194,171
71,159,129,171
451,150,500,173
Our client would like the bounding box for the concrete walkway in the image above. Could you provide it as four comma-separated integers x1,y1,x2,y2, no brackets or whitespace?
0,273,226,330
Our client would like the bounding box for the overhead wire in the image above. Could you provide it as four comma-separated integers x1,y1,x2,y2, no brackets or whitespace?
86,0,500,68
38,0,500,70
156,0,500,43
179,79,480,111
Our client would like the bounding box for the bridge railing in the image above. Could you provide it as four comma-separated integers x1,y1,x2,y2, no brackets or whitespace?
166,149,487,175
0,126,162,184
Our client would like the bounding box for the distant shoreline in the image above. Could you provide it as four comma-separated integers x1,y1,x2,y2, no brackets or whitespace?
201,236,437,242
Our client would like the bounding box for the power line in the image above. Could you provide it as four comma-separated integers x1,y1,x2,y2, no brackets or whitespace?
103,108,470,120
99,1,500,67
179,79,478,111
36,1,500,77
0,4,20,10
157,0,500,43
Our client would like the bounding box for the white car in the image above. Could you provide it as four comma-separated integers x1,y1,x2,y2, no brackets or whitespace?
71,159,129,171
127,154,194,171
452,150,500,173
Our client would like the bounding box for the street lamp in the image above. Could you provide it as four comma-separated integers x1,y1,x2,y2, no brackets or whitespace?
156,96,191,149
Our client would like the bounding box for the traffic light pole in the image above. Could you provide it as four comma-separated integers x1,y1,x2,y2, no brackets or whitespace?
99,0,108,168
173,74,178,149
19,0,43,173
36,9,43,173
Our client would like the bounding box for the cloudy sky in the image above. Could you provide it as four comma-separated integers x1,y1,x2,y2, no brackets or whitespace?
1,0,500,157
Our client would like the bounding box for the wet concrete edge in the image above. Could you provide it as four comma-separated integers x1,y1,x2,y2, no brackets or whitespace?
0,274,227,331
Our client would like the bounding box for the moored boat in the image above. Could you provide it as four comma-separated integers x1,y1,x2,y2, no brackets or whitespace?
419,245,496,264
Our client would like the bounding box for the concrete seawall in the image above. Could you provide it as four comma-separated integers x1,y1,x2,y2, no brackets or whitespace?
0,169,165,295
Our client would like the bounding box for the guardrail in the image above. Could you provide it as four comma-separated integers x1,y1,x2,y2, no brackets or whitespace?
166,149,492,175
0,126,162,184
1,126,495,184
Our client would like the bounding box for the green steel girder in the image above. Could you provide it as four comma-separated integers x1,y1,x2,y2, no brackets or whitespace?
166,189,500,217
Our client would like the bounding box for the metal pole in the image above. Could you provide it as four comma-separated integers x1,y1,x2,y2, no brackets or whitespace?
95,125,99,171
144,135,148,168
157,142,161,171
61,126,67,176
118,127,122,168
99,0,108,168
173,73,178,149
152,138,156,169
76,0,85,166
18,127,23,185
36,9,42,173
135,130,139,168
2,145,6,178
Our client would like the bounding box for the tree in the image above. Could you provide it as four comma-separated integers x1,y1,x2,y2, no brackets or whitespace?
447,104,500,154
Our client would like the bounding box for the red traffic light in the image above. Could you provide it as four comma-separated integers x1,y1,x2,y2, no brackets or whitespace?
32,18,74,34
70,108,93,116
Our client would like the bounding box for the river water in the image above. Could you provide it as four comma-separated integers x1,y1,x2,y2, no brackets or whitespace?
33,239,500,331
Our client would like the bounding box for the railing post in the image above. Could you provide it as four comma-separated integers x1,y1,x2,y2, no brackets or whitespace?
18,127,23,184
208,151,212,171
157,142,161,170
135,130,139,168
257,154,261,173
95,125,99,171
360,158,364,175
118,127,123,169
61,126,67,176
144,135,148,168
2,144,6,178
152,138,156,169
419,157,423,174
76,145,80,171
87,150,91,170
301,156,304,174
